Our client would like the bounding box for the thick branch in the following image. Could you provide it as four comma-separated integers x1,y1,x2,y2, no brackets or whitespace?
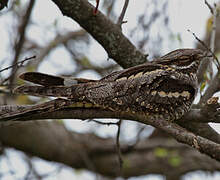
2,98,220,123
179,122,220,144
2,101,220,143
0,99,220,161
0,121,220,178
50,0,147,68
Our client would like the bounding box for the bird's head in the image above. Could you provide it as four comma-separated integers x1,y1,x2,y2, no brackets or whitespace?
153,49,210,73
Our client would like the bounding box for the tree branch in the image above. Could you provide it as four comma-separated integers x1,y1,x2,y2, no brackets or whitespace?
0,121,220,178
117,0,129,27
0,98,220,161
2,97,220,123
50,0,147,68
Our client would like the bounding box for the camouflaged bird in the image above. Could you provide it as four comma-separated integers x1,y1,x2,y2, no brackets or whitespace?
14,49,208,121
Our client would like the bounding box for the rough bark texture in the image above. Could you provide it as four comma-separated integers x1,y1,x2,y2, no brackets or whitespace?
0,0,220,179
1,98,220,162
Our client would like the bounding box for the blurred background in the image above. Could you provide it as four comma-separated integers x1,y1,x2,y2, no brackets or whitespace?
0,0,220,179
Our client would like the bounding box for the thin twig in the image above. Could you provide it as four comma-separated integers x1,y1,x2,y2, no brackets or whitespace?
88,119,118,126
207,3,218,78
210,3,217,55
198,2,220,104
0,55,36,73
187,29,210,50
205,0,214,14
93,0,100,15
187,29,220,68
116,119,123,176
117,0,129,27
9,0,35,88
197,2,219,83
126,126,146,151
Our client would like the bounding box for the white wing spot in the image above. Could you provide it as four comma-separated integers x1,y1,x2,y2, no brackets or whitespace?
144,71,151,75
170,75,177,79
168,92,172,98
158,91,167,97
144,69,163,76
134,72,143,78
151,91,157,96
173,92,180,98
181,91,190,99
128,74,135,79
116,77,127,82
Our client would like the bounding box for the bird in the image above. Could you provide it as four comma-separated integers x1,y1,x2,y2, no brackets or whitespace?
14,49,208,121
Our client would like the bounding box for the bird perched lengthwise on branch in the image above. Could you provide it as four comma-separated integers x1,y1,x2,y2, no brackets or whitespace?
14,49,209,121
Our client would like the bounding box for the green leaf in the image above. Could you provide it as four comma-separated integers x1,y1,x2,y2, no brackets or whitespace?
80,56,91,68
168,156,181,167
154,148,168,158
176,33,182,44
123,158,131,169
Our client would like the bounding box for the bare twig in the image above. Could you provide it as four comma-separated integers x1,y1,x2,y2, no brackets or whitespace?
24,156,42,180
210,3,217,53
187,30,209,49
116,119,123,175
9,0,35,88
197,2,220,83
93,0,100,15
88,119,118,126
195,2,219,84
0,55,36,86
198,2,220,104
0,56,36,73
127,126,146,151
205,0,214,14
117,0,129,27
187,29,220,68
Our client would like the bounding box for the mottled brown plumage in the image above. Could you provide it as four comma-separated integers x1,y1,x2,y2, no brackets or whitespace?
14,49,208,121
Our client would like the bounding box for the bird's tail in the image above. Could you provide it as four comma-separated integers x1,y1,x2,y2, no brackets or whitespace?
13,85,79,99
19,72,98,86
14,72,97,98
